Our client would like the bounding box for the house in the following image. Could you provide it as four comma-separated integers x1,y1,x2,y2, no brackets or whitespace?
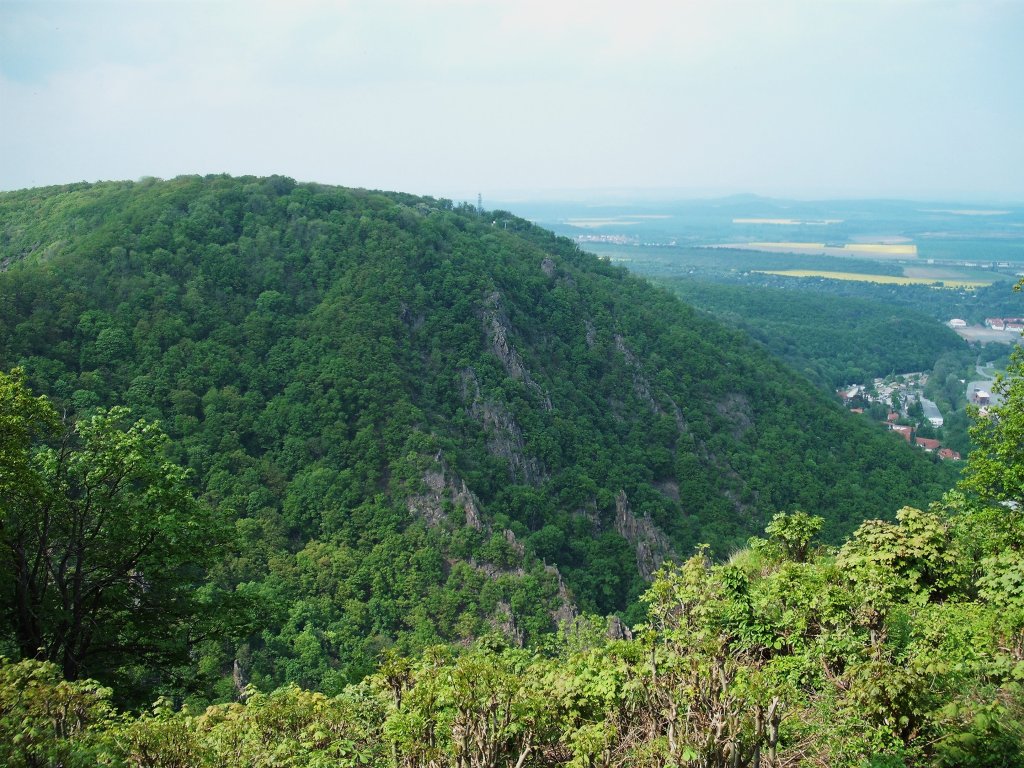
887,411,899,422
837,385,861,402
986,318,1006,330
948,318,967,328
915,437,941,452
850,408,864,414
938,448,962,461
974,390,991,406
889,425,912,442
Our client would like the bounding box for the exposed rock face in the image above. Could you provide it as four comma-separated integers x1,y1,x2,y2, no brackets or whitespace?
610,333,691,436
406,450,483,529
606,615,634,641
540,257,556,277
408,462,579,630
546,564,577,627
460,367,546,485
398,301,425,331
614,490,675,581
614,334,663,417
503,528,525,556
482,291,552,411
716,392,754,440
655,479,680,503
668,396,689,435
608,336,744,526
491,600,525,647
232,658,250,701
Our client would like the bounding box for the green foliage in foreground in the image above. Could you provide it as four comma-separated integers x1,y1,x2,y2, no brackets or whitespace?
0,368,230,701
3,500,1022,767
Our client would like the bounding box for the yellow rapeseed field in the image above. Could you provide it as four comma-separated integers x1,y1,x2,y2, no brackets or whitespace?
754,270,991,288
844,243,917,255
742,242,918,256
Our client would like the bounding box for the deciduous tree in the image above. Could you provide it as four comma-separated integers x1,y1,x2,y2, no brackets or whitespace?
0,369,221,685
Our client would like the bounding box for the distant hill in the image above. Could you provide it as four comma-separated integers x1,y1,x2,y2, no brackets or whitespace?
0,175,957,693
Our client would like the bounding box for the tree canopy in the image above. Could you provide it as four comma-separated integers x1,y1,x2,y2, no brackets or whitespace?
0,369,222,694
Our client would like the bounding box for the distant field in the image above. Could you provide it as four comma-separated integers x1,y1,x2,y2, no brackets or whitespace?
755,269,993,287
846,243,918,255
903,265,1011,282
735,242,919,258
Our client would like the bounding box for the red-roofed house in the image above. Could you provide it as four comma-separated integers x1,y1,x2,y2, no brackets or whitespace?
938,448,961,461
887,411,899,422
890,425,912,441
915,437,941,452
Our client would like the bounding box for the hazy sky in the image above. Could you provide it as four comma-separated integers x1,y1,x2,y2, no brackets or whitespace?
2,0,1022,201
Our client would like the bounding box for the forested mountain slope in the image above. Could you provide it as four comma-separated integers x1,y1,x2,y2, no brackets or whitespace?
0,175,956,695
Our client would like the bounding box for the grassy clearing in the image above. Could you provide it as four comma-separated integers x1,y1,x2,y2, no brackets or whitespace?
755,270,992,288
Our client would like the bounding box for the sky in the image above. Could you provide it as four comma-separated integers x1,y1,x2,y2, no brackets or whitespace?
1,0,1022,202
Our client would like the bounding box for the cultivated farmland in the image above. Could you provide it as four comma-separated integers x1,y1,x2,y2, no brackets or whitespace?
754,269,992,288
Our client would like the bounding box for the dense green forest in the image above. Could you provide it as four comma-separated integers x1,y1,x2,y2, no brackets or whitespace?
1,176,959,715
652,280,968,390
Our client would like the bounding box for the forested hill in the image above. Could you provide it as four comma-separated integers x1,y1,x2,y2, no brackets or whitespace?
0,175,955,693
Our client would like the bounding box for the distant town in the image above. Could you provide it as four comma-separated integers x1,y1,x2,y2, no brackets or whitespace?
838,373,961,460
948,317,1024,332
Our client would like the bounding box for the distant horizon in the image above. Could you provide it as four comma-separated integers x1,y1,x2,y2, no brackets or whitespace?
2,173,1023,209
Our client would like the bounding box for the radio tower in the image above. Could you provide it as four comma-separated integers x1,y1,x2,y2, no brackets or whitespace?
477,193,483,215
